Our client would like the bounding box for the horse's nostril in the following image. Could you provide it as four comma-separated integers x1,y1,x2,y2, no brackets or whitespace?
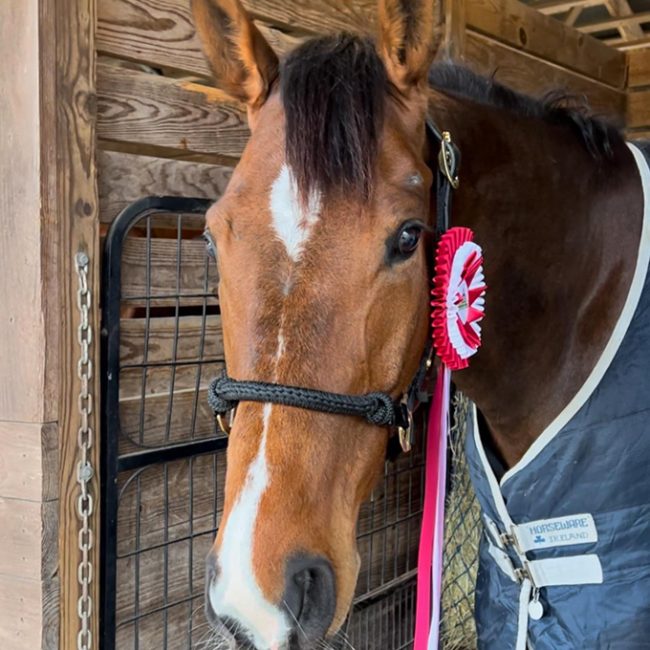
283,555,336,640
204,552,220,627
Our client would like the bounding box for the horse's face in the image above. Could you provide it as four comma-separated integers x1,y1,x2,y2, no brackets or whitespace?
193,1,442,647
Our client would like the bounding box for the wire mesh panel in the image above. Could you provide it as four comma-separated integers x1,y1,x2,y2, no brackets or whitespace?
101,197,428,650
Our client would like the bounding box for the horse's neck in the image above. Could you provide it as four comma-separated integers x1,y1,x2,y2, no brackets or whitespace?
434,97,645,467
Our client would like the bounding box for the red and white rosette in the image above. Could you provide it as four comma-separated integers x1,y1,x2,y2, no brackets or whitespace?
431,227,486,370
414,227,486,650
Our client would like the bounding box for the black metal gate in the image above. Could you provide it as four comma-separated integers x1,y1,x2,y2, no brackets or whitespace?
101,197,425,650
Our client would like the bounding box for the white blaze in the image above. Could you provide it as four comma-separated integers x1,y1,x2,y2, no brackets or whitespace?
269,164,321,261
209,164,321,648
209,404,289,649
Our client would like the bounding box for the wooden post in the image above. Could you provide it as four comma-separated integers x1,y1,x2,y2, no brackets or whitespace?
47,0,102,648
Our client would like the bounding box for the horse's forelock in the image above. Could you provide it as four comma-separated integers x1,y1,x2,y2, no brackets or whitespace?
280,34,390,202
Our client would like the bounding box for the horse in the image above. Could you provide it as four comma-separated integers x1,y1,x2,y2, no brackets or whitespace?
191,0,650,648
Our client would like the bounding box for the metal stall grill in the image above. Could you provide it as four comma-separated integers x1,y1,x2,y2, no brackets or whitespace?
101,197,426,650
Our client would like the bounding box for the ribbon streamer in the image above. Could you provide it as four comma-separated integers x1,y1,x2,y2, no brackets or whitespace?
415,227,486,649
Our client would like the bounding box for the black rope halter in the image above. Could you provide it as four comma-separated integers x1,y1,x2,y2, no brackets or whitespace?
207,119,460,452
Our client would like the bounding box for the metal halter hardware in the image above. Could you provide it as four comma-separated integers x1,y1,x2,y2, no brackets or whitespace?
208,120,460,453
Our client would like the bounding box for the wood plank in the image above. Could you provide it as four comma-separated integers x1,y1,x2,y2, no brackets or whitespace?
463,32,626,120
0,0,48,422
628,48,650,88
121,237,219,304
97,62,248,159
120,361,223,403
628,89,650,128
116,453,226,558
0,498,42,580
119,386,219,452
0,422,47,502
97,0,302,79
98,150,232,224
0,575,43,650
121,316,223,366
240,0,374,34
466,0,627,88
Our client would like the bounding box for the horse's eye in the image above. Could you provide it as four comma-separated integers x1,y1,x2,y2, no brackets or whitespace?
398,225,421,255
203,230,217,259
388,221,424,263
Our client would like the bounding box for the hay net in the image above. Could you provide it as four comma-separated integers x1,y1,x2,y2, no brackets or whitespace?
440,392,482,650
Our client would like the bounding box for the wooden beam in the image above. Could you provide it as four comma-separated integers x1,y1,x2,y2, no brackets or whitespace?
605,0,644,41
466,0,627,88
577,11,650,35
565,6,584,26
604,35,650,49
532,1,607,16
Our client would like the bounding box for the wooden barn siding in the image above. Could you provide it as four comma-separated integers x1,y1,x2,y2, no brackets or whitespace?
627,49,650,140
95,0,627,227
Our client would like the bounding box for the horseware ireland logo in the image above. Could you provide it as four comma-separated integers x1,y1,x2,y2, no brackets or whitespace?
518,514,598,551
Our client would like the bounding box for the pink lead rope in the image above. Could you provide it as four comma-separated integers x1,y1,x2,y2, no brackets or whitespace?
414,365,450,650
415,227,486,649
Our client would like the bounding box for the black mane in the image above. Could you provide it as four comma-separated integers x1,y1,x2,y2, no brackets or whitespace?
428,63,621,159
281,34,622,199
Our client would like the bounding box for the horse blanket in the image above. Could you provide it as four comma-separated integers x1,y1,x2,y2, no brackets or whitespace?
465,142,650,650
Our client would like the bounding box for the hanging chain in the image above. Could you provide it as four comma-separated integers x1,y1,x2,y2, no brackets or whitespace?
75,251,95,650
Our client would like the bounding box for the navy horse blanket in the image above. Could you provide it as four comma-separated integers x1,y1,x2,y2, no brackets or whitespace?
465,143,650,650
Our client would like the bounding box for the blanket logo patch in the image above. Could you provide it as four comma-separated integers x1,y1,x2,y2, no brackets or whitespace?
515,514,598,552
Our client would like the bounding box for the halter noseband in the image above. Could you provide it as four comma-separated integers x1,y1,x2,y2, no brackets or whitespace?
207,119,460,453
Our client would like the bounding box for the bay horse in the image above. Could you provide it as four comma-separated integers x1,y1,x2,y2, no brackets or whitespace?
191,0,649,648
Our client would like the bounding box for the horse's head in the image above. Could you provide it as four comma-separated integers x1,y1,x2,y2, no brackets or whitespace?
193,0,442,646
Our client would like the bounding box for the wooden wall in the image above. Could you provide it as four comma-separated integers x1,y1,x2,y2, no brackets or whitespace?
627,48,650,140
95,0,627,230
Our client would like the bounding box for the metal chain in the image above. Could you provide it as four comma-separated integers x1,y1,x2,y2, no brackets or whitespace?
75,251,95,650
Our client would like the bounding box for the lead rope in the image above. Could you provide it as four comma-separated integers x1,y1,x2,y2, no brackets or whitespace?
75,252,95,650
414,365,451,650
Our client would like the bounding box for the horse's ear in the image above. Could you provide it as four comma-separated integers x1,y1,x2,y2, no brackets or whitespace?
192,0,279,112
377,0,443,95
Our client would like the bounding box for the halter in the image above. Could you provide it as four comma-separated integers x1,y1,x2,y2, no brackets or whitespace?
207,119,460,453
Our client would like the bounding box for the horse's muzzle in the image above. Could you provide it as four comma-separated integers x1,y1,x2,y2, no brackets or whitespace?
204,550,336,649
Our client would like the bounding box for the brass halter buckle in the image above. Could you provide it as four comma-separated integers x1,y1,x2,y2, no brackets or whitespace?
216,408,235,435
438,131,460,189
397,402,414,453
